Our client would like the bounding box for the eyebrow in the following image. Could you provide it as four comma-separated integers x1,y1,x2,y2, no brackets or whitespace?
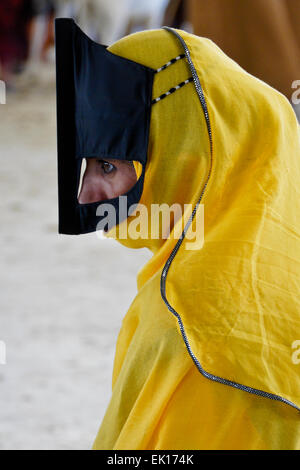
96,158,134,167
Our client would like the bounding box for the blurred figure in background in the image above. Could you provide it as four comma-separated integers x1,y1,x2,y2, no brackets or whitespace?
56,0,169,44
0,0,56,87
8,0,169,89
27,0,55,64
162,0,190,30
0,0,34,85
11,0,56,89
163,0,300,121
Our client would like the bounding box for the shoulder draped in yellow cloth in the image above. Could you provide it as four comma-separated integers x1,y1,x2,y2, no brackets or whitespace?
92,27,300,450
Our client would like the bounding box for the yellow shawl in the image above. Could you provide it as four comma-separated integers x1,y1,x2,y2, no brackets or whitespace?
93,27,300,450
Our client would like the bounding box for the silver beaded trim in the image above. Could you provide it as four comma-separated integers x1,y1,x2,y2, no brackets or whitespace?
154,53,185,73
152,77,193,105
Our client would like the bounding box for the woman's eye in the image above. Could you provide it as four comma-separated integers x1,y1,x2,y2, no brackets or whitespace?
97,159,116,175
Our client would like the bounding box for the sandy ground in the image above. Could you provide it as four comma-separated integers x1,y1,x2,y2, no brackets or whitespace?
0,65,151,450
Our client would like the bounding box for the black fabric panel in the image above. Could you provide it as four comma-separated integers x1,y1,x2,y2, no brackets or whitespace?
55,18,81,234
55,18,155,235
77,169,146,234
73,24,155,164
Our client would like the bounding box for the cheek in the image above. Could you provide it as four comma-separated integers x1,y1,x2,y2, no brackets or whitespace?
113,167,137,194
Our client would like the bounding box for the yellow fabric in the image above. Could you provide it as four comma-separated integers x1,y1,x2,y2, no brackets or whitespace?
92,28,300,450
133,160,143,180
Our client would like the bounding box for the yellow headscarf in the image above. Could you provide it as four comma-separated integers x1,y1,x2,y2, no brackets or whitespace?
93,27,300,450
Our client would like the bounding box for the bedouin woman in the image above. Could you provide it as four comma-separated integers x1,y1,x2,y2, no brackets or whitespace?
55,19,300,450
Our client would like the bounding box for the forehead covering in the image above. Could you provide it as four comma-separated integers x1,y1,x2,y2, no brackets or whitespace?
56,20,300,424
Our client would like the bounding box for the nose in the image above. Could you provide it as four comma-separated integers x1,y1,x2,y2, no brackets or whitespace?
78,175,109,204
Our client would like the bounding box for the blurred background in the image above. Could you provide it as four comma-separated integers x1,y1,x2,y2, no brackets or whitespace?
0,0,299,450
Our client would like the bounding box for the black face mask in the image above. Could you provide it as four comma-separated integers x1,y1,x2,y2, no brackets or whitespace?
55,18,156,235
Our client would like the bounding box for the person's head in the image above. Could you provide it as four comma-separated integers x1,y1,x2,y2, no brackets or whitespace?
78,158,137,204
56,21,299,253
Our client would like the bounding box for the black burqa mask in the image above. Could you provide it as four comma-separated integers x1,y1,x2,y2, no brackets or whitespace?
55,18,155,235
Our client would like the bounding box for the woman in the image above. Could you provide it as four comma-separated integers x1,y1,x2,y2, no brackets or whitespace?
0,0,33,83
55,19,300,450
